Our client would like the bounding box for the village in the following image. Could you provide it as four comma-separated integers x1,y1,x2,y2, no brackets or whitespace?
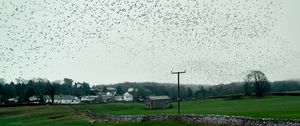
8,87,171,110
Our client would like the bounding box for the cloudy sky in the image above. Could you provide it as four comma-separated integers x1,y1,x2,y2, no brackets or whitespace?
0,0,299,85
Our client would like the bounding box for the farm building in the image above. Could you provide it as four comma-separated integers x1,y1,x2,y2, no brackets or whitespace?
29,96,42,103
144,96,170,109
45,95,81,104
100,95,115,103
123,92,133,102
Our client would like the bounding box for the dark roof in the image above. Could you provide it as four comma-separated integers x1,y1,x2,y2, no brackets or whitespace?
44,95,79,100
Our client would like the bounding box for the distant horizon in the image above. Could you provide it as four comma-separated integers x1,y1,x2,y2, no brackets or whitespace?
1,77,299,86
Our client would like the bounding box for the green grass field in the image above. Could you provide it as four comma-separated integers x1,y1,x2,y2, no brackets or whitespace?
0,105,198,126
1,96,300,126
73,96,300,119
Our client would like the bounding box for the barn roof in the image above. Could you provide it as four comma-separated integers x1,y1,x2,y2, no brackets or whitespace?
148,96,170,100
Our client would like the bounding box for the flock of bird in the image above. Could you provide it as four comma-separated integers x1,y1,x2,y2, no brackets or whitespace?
0,0,293,83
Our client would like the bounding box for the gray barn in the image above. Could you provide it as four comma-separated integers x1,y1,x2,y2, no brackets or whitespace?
144,96,170,109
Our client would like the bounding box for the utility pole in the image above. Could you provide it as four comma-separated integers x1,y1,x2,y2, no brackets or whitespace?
171,70,186,115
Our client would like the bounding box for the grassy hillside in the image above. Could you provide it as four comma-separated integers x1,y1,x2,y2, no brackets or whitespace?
0,105,198,126
73,96,300,119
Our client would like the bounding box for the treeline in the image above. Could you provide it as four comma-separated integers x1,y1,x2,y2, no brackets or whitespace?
271,80,300,92
93,82,245,100
94,80,300,100
0,78,91,104
1,77,300,104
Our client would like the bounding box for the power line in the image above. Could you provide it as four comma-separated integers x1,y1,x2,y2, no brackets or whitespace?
171,70,186,115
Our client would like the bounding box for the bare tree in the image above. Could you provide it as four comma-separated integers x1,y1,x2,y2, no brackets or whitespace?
244,71,271,97
45,82,56,104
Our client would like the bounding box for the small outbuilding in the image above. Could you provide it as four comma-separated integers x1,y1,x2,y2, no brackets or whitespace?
144,96,170,109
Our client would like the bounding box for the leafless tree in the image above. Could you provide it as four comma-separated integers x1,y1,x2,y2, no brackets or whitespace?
244,71,271,97
45,82,56,104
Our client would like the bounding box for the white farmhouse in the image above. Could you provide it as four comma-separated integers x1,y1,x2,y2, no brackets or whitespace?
123,92,133,102
106,92,113,96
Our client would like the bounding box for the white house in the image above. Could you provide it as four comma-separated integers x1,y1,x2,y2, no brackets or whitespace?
81,96,98,103
106,92,113,96
123,92,133,102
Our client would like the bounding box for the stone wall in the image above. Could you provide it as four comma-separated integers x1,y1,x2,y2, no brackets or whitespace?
78,110,300,126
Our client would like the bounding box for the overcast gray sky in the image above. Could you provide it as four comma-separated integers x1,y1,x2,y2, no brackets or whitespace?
0,0,299,85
